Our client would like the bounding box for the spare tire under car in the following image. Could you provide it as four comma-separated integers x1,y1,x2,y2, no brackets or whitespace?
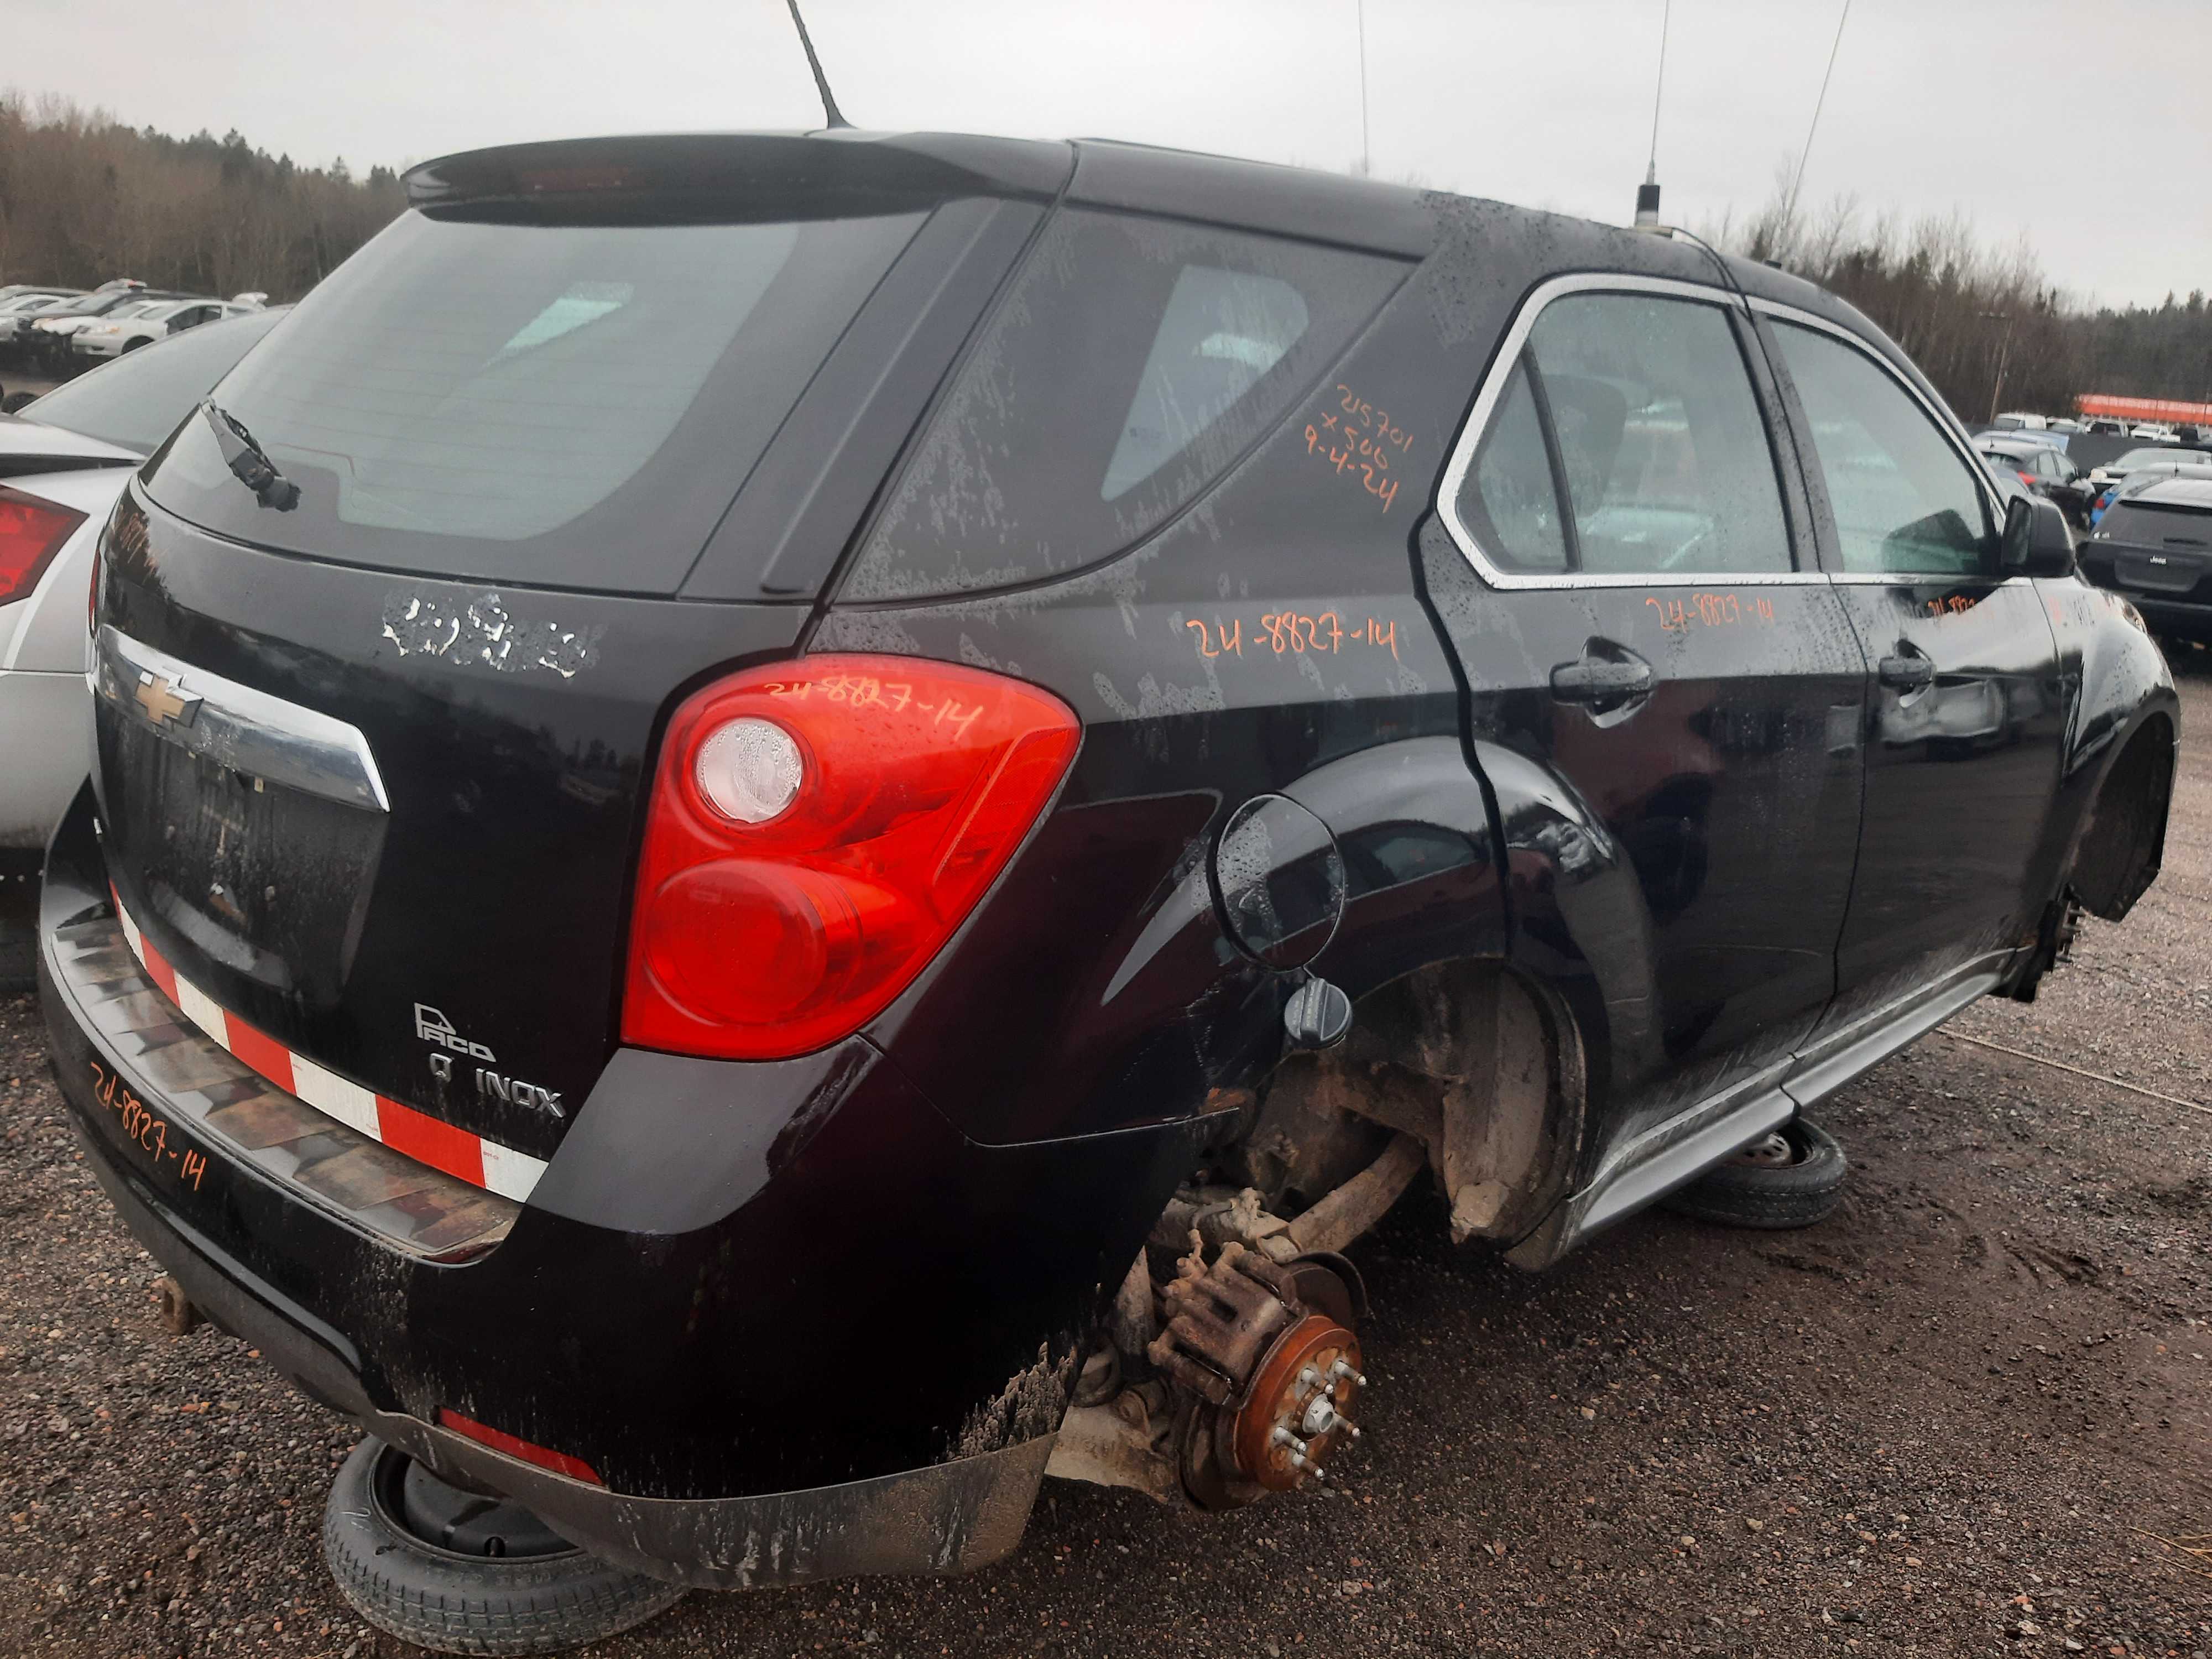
1661,1115,1850,1230
323,1437,686,1655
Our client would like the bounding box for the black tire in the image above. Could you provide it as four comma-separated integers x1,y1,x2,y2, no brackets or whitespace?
324,1437,686,1655
1661,1115,1848,1230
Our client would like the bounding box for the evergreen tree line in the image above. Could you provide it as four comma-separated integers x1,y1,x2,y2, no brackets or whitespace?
1712,172,2212,421
4,95,2206,419
0,93,404,303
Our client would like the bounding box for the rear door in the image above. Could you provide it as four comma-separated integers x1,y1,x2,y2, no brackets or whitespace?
1757,309,2067,1033
1432,276,1866,1149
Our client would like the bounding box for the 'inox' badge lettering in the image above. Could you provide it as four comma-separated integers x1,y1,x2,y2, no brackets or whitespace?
413,1003,565,1119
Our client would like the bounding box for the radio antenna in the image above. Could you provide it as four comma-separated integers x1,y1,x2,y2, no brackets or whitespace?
784,0,851,131
1634,0,1670,230
1783,0,1853,234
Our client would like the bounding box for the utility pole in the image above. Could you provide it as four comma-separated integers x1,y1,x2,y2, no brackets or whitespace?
1982,311,2016,423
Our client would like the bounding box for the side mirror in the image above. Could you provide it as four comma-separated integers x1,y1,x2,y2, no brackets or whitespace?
2001,494,2075,578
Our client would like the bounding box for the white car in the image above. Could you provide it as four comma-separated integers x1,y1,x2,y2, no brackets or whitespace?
0,307,287,983
0,291,84,348
72,294,266,361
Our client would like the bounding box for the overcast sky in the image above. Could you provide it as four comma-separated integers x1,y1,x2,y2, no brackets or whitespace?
11,0,2207,309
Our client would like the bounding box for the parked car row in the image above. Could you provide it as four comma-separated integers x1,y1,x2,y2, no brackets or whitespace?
1975,434,2096,526
0,276,267,379
2086,445,2212,521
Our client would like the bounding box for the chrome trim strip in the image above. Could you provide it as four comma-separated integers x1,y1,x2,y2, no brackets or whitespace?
1433,272,1829,591
1573,1072,1797,1239
1781,958,2006,1112
93,626,390,812
1535,953,2010,1261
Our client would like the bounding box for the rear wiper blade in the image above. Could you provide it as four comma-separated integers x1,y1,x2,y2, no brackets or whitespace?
200,400,299,510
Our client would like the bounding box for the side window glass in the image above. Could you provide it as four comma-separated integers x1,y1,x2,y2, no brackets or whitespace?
844,210,1407,602
1457,357,1568,572
1770,322,1994,576
1102,267,1308,501
1458,292,1792,577
1524,293,1791,575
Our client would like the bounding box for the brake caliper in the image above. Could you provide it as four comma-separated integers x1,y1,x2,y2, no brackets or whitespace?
1146,1237,1366,1507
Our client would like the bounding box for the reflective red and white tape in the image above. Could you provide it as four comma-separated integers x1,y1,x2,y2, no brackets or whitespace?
112,893,546,1202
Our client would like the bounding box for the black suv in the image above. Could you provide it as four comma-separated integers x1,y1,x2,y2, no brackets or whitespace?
39,132,2177,1651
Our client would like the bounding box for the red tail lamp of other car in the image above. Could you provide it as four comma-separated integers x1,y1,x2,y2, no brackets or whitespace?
0,484,87,608
623,656,1081,1061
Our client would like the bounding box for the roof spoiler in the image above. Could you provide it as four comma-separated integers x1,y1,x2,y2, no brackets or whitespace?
401,132,1070,226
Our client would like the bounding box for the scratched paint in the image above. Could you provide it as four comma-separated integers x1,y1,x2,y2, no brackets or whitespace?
379,589,604,678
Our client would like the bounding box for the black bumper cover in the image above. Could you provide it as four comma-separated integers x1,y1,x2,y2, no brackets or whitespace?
39,788,1211,1585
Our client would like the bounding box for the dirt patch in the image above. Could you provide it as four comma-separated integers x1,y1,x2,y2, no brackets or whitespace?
2,653,2209,1657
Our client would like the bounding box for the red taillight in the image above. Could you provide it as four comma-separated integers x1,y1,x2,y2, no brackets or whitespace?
0,484,87,607
436,1408,603,1485
2016,470,2037,488
623,655,1081,1061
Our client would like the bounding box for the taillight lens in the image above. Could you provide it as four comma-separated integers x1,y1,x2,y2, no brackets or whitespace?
0,484,87,607
2016,470,2037,488
623,655,1081,1060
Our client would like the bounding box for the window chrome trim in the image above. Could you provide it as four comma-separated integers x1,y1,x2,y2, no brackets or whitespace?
93,626,390,813
1745,295,2015,563
1433,272,1831,591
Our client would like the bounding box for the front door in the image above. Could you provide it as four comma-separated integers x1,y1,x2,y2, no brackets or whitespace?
1431,278,1867,1149
1760,313,2067,1035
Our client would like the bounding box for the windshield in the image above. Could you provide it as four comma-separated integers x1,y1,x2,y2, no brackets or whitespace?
2115,446,2212,469
144,205,927,593
20,310,285,456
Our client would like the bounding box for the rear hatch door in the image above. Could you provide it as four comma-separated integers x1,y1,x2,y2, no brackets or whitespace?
100,134,1063,1166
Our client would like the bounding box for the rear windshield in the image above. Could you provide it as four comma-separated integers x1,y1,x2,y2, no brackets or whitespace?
2115,447,2211,470
843,209,1407,601
22,310,284,455
142,206,926,594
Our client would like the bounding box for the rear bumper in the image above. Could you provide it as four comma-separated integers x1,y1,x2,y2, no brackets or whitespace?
51,1118,1053,1588
40,786,1208,1584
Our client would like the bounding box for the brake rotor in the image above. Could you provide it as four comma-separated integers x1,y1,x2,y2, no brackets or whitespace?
1225,1314,1364,1491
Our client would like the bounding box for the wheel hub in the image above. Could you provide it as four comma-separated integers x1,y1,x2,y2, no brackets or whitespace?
1228,1314,1364,1490
368,1442,576,1562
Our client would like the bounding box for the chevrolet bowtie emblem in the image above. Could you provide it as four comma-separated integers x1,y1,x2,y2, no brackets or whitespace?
134,669,202,728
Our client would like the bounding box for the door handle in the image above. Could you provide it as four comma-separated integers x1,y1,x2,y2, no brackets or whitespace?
1877,654,1935,691
1550,656,1655,704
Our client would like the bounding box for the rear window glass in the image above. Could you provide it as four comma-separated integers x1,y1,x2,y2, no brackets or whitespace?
842,209,1406,601
142,207,926,594
21,310,284,456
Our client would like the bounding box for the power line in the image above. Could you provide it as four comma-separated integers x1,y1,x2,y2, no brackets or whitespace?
1783,0,1853,232
1356,0,1371,176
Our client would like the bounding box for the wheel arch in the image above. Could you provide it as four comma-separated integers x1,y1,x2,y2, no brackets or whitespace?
2069,703,2176,920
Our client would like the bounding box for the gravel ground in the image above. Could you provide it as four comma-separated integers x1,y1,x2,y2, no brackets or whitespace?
3,646,2209,1659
